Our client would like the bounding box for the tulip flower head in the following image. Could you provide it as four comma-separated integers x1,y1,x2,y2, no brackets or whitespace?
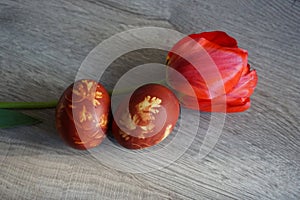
166,31,258,113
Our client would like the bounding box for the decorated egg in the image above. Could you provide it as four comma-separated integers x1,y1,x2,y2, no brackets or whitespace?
112,83,180,149
55,79,110,150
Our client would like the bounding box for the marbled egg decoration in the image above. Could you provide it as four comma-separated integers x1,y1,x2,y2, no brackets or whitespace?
55,79,110,150
112,84,180,149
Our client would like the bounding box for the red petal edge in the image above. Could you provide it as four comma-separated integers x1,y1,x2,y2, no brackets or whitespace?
189,31,238,48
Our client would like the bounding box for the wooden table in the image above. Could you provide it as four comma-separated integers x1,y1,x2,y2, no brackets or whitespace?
0,0,299,199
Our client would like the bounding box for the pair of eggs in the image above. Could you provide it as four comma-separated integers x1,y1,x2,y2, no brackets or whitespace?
55,79,180,150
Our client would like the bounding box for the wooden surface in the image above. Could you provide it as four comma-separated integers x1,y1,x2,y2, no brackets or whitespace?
0,0,299,199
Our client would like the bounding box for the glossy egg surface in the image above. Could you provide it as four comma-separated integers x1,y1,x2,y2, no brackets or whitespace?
56,79,110,150
112,83,180,149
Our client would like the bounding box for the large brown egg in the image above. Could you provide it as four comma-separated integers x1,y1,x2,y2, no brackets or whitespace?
55,79,110,150
112,84,180,149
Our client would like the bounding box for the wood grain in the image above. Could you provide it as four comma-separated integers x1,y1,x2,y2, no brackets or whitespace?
0,0,299,199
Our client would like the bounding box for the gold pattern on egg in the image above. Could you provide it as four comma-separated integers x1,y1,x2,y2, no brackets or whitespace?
72,80,103,107
119,130,130,141
161,124,173,141
136,96,162,115
117,96,162,140
93,99,101,107
79,105,93,123
93,91,103,106
133,96,161,125
74,140,85,145
82,80,94,92
97,114,108,128
95,91,103,99
140,123,155,134
90,129,100,138
73,83,86,97
119,108,137,130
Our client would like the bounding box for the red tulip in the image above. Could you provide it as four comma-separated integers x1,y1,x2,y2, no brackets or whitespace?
166,31,258,112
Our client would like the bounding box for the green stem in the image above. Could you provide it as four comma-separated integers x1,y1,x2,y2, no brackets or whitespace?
0,100,58,109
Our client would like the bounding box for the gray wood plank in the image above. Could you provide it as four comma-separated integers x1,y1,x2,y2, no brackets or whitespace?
0,0,299,199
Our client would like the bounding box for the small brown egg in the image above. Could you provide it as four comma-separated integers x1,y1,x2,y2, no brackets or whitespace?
55,79,110,150
112,83,180,149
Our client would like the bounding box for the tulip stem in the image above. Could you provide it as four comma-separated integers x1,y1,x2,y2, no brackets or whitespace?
0,100,58,109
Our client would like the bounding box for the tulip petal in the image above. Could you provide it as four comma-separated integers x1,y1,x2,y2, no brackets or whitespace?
225,98,251,112
167,38,248,99
167,31,238,59
178,93,251,113
242,64,251,76
226,69,257,101
189,31,238,48
166,31,258,113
